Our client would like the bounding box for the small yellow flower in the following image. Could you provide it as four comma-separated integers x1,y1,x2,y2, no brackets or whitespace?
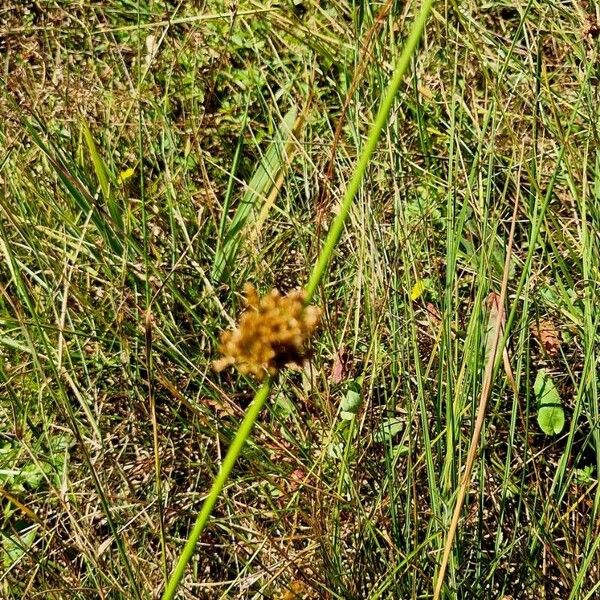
118,167,135,183
214,284,320,380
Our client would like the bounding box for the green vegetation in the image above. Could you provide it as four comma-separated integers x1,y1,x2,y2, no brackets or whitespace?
1,1,599,599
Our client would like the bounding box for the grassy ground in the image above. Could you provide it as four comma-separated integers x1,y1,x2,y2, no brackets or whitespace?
1,1,599,598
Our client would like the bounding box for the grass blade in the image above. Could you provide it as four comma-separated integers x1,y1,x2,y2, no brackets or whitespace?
81,122,124,232
212,104,299,281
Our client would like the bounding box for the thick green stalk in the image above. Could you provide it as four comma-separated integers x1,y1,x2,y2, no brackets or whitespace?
162,2,434,597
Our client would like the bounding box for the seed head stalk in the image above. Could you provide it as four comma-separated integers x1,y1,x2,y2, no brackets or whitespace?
162,3,434,598
305,1,434,302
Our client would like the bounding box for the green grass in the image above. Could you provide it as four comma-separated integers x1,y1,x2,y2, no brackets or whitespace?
1,1,599,598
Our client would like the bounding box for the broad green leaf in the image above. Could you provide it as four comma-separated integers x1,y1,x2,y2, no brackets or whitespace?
374,417,404,442
537,405,565,436
2,527,38,569
340,380,362,420
534,369,565,435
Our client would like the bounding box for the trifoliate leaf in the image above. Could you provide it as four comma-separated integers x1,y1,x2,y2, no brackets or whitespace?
534,369,565,435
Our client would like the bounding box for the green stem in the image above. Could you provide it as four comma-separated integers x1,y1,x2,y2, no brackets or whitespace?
162,2,434,597
305,0,435,302
162,380,272,599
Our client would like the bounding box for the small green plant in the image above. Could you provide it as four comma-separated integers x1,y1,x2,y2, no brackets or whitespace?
0,431,69,571
534,369,565,435
574,464,595,486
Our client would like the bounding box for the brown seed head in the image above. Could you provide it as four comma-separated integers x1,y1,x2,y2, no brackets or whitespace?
214,284,321,380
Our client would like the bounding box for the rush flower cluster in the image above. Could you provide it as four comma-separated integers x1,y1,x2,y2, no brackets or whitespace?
214,284,320,380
